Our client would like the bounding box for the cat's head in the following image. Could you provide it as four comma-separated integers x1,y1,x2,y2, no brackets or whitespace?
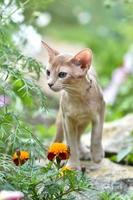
42,41,92,92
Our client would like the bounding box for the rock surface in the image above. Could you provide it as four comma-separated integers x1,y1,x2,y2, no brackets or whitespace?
82,114,133,154
76,159,133,200
83,158,133,180
78,114,133,199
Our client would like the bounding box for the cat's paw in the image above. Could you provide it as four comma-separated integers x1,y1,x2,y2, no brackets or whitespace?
91,145,104,163
79,146,91,160
88,160,103,171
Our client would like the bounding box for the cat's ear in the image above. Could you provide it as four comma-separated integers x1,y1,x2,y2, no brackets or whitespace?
71,49,92,70
41,41,59,61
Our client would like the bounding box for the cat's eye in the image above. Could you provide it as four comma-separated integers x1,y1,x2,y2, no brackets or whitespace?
58,72,67,78
46,69,50,76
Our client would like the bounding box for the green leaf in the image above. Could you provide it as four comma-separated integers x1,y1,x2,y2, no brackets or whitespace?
117,146,132,162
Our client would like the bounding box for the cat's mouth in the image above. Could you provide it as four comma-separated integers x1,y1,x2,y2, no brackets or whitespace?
49,87,62,92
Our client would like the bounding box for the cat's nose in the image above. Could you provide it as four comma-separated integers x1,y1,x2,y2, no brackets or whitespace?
48,83,54,88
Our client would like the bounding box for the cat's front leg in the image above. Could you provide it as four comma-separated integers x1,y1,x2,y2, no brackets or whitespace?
90,105,105,163
63,116,80,169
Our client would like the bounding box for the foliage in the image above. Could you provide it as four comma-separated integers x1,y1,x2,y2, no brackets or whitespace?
117,147,133,163
100,191,133,200
0,151,91,200
0,0,47,156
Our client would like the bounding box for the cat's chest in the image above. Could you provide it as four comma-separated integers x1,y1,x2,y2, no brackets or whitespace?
61,93,96,121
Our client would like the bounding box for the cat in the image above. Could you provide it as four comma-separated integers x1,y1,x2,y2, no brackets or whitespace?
42,41,105,169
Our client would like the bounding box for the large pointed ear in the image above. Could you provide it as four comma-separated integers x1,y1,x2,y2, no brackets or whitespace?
71,48,92,70
41,41,59,61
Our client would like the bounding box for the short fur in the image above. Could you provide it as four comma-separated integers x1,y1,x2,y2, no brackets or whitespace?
42,41,105,169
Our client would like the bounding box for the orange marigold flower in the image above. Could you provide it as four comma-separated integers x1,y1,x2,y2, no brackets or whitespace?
12,150,29,166
47,143,70,161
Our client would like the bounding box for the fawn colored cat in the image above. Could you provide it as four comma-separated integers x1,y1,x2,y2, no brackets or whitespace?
42,41,105,169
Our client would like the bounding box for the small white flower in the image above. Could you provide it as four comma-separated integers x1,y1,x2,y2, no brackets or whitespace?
2,0,24,24
12,25,42,56
11,8,24,23
36,12,52,27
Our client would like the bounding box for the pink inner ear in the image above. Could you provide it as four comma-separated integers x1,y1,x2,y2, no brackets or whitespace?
74,49,92,69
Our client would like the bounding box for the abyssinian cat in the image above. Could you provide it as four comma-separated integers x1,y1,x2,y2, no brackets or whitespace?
42,41,105,169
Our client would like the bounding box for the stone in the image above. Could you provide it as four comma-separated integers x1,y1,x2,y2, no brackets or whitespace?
78,114,133,199
81,114,133,154
77,159,133,200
